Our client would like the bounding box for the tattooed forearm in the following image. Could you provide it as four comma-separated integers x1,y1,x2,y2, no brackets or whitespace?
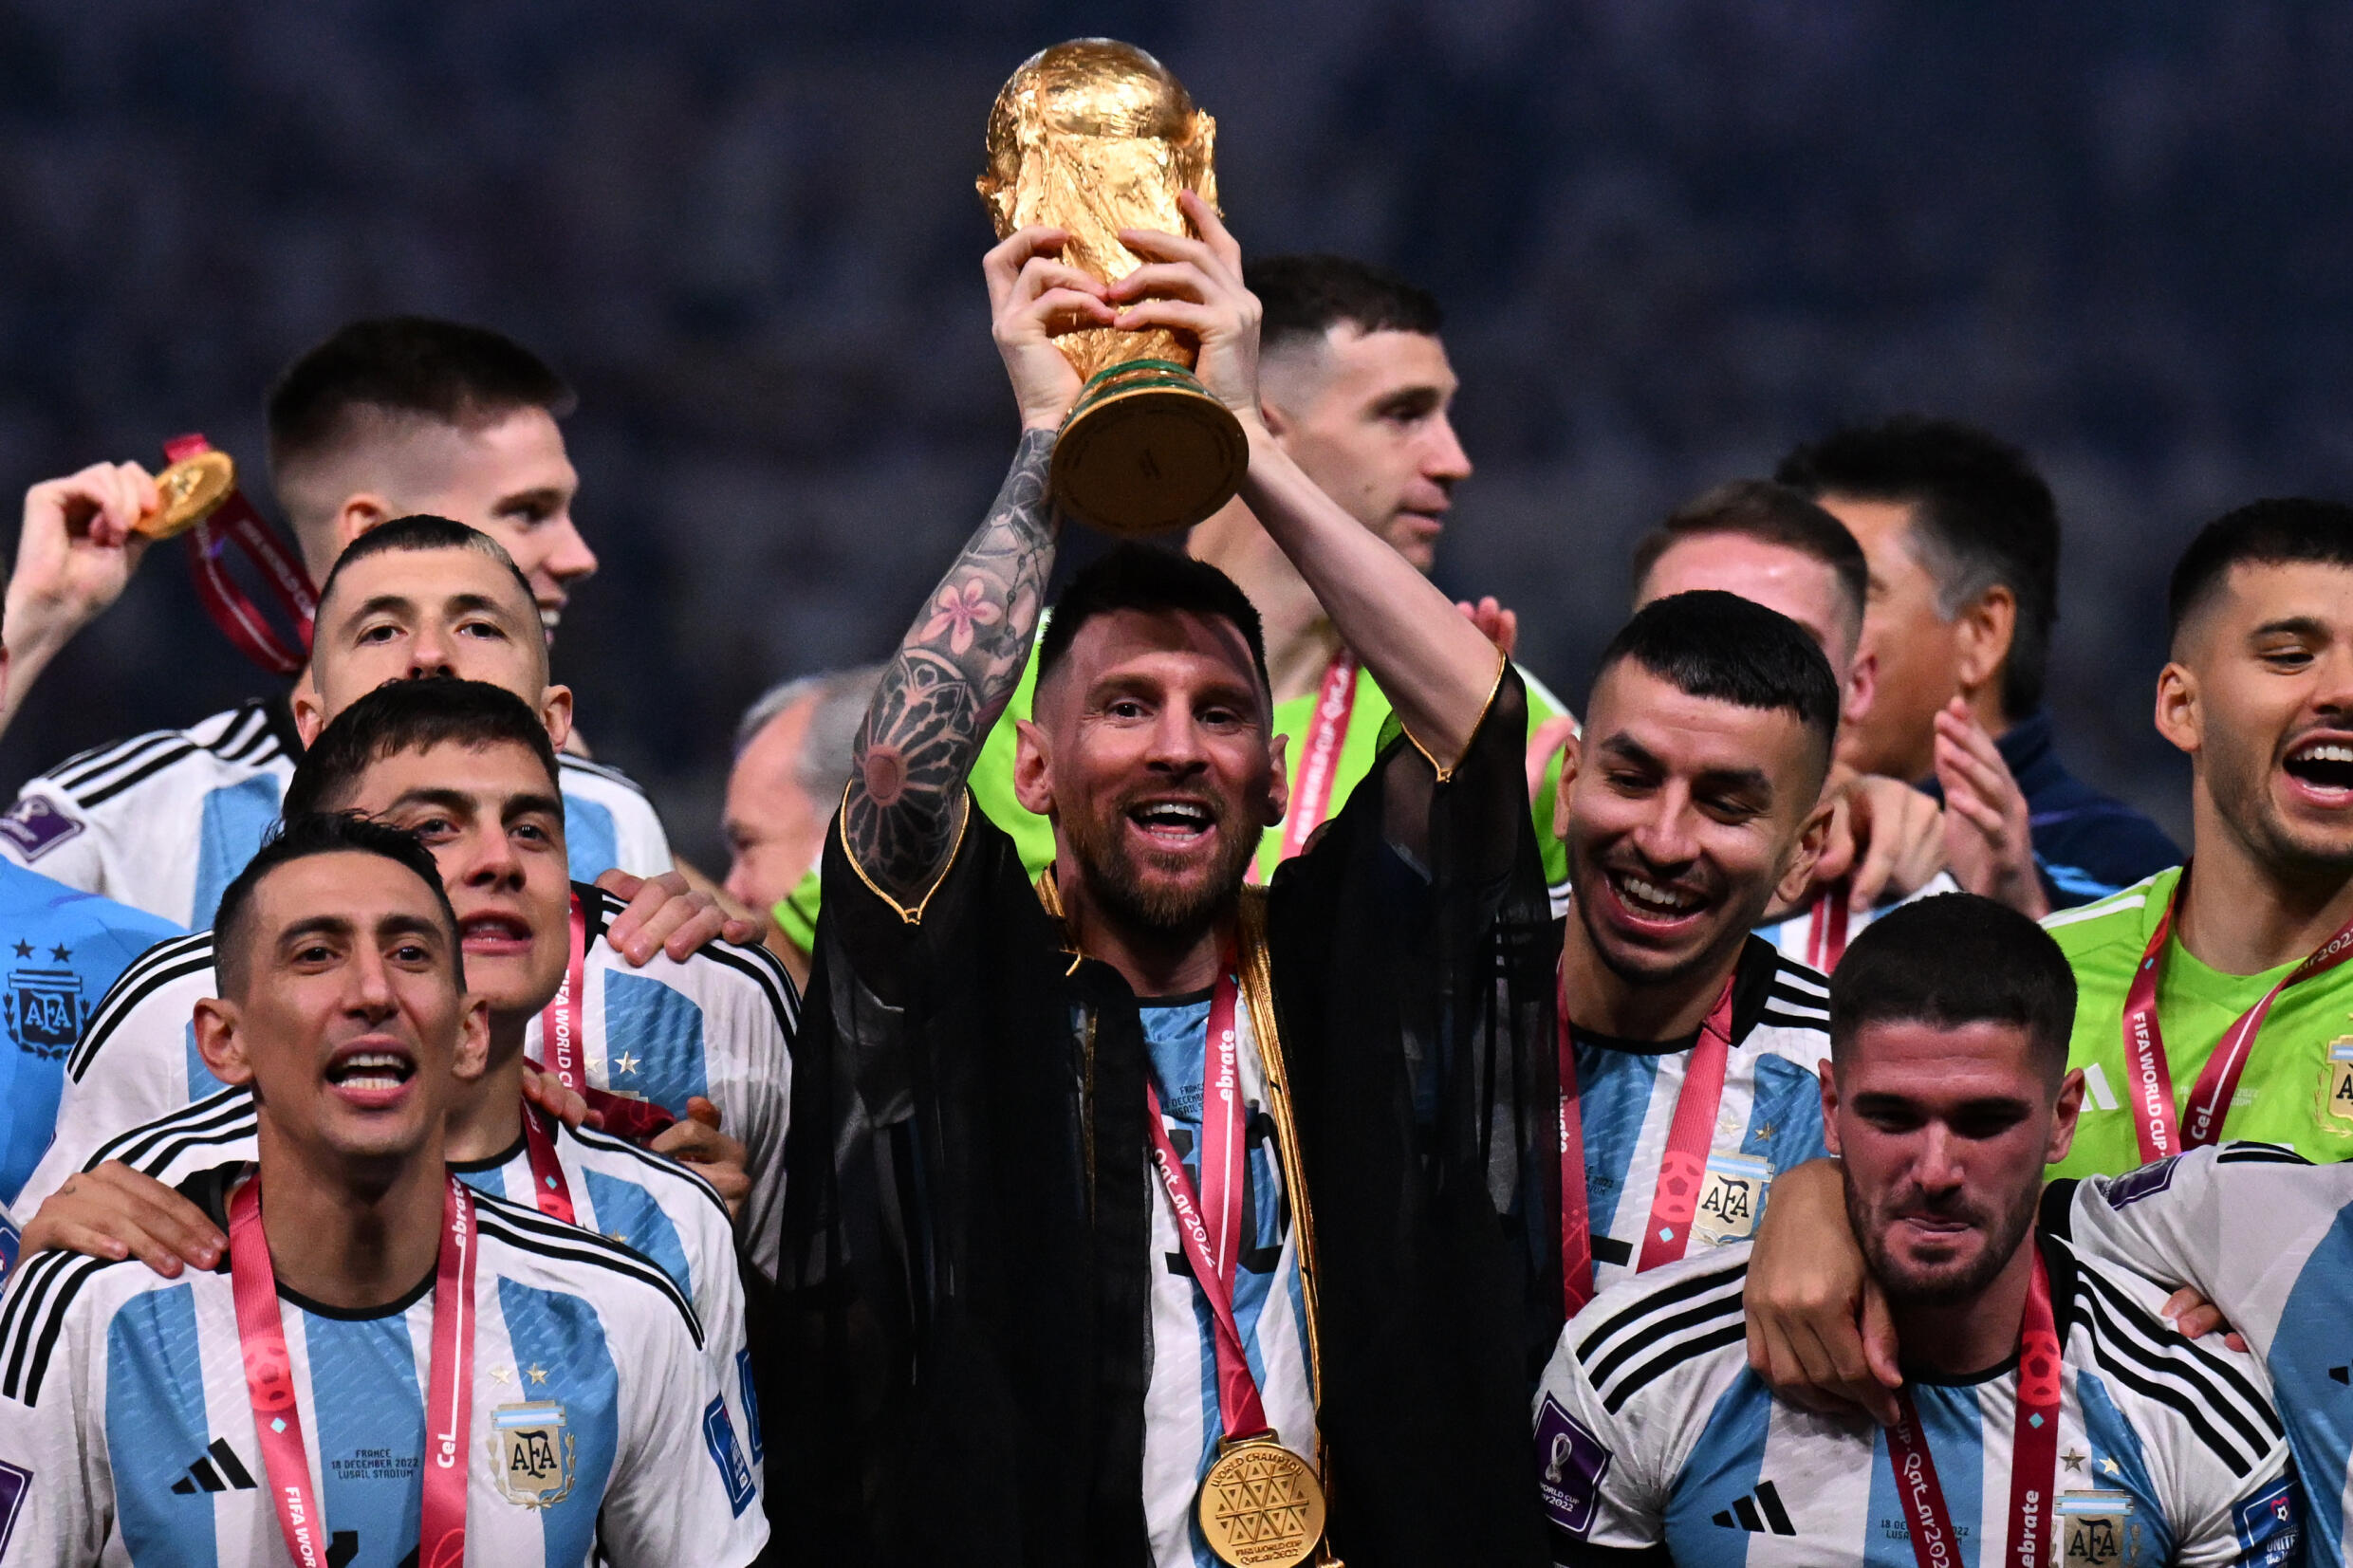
847,429,1057,900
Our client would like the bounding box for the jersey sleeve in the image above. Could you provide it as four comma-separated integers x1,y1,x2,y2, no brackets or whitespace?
1516,663,1575,917
598,1296,769,1567
2054,1146,2245,1312
703,945,793,1285
611,785,675,878
0,1275,113,1564
1531,1323,1675,1560
2166,1445,2300,1566
0,784,106,895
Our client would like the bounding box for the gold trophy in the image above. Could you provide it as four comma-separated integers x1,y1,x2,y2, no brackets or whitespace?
979,40,1249,536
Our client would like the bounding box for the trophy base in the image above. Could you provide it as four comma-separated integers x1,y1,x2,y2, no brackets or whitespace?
1051,360,1248,536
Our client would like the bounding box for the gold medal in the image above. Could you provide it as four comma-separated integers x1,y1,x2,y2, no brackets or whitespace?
2322,1042,2353,1127
1196,1434,1325,1567
136,450,236,539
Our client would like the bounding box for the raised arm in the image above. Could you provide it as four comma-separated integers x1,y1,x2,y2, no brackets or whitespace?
1110,194,1503,770
843,228,1114,902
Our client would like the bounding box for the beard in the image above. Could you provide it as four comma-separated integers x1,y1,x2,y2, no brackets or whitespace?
1845,1171,2039,1308
2209,728,2353,877
1064,790,1259,942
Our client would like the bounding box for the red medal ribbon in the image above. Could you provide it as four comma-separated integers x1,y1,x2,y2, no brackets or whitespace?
1557,970,1735,1315
231,1170,477,1568
1143,968,1271,1440
1805,883,1852,972
161,434,316,677
1250,649,1358,884
2119,861,2353,1163
517,1101,577,1225
539,893,588,1094
1887,1248,2062,1568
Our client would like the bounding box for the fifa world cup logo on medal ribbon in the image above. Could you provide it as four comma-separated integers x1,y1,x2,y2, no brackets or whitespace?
978,39,1249,536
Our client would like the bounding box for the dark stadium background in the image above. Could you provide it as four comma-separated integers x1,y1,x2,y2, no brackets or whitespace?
10,0,2352,868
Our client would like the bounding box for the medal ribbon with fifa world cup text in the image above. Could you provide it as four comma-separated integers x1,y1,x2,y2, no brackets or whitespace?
1249,650,1357,886
1144,966,1276,1441
1886,1248,2063,1568
2120,861,2353,1163
161,435,316,677
232,1171,478,1568
1556,970,1735,1316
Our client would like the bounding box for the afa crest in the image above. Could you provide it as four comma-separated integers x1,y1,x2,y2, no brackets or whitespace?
5,954,85,1061
491,1401,574,1508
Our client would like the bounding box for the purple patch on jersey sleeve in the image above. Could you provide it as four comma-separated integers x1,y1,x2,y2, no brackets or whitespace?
2103,1155,2178,1209
2233,1476,2300,1565
0,797,82,861
0,1458,30,1559
1535,1393,1611,1537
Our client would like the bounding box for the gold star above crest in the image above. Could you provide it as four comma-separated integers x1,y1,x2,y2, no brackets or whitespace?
2062,1449,2085,1472
527,1364,549,1386
613,1052,641,1077
1753,1122,1775,1141
491,1365,514,1385
2102,1457,2121,1476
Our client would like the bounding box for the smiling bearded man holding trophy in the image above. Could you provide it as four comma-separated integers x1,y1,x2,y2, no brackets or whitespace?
768,38,1559,1568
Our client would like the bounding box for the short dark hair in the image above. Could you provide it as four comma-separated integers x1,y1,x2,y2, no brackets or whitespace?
1035,544,1269,697
2167,498,2353,644
1776,416,2060,719
1247,254,1443,356
1631,480,1869,645
1592,591,1841,781
313,514,539,624
214,812,460,999
267,317,574,476
1828,893,2077,1085
285,676,561,820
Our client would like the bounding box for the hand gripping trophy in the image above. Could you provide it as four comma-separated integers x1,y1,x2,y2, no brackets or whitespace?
979,40,1251,536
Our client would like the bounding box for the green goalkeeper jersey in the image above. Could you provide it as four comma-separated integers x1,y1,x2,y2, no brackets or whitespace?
774,637,1574,952
2045,865,2353,1175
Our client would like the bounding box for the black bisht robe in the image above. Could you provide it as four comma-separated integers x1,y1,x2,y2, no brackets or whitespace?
764,669,1561,1567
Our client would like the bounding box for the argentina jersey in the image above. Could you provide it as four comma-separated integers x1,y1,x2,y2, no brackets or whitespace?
1534,1235,2297,1567
38,1082,760,1493
24,881,794,1278
0,1174,767,1567
0,700,676,928
1137,993,1316,1568
1752,874,1960,973
0,859,177,1212
1569,937,1832,1294
2056,1142,2353,1566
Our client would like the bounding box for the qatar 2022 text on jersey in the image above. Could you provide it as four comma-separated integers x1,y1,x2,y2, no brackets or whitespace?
0,699,676,928
30,1081,761,1493
0,1169,768,1567
2053,1141,2353,1566
1565,936,1832,1299
1534,1233,2298,1567
22,880,796,1280
0,858,178,1215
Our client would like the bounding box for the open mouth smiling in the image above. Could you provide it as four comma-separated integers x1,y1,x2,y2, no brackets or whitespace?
1128,798,1217,848
2284,735,2353,802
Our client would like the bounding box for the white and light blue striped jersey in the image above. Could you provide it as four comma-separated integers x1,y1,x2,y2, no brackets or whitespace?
1137,991,1316,1568
0,700,675,928
23,881,795,1279
1568,937,1833,1296
0,1172,767,1567
0,859,178,1209
1534,1236,2298,1567
1752,873,1961,972
34,1082,760,1493
2059,1141,2353,1565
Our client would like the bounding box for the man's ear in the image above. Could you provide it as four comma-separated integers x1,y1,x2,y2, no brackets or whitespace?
1817,1059,1843,1158
2154,662,2200,760
1844,647,1879,729
193,998,256,1087
538,684,575,752
335,493,394,550
1551,729,1583,843
2046,1067,2086,1165
1953,584,2018,707
1772,790,1839,909
1262,731,1290,828
1011,718,1054,818
451,996,491,1086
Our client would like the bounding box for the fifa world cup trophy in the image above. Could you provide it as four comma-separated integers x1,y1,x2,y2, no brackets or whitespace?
979,40,1250,535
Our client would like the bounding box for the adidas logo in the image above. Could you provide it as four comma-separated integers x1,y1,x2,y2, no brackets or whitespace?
1712,1479,1796,1536
170,1437,256,1495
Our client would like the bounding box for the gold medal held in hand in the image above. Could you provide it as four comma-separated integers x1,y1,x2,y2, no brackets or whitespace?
136,450,236,540
978,39,1249,536
1196,1432,1326,1567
